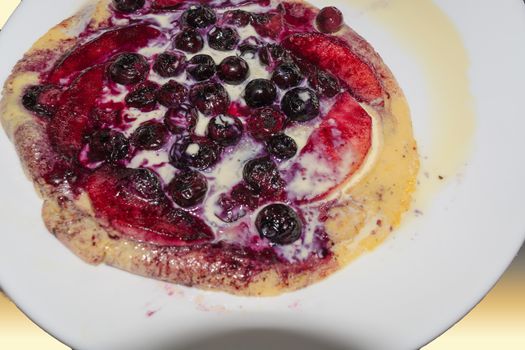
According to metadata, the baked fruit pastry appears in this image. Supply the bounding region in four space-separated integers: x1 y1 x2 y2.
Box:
0 0 419 295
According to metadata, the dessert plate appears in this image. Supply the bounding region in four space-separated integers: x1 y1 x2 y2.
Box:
0 1 524 349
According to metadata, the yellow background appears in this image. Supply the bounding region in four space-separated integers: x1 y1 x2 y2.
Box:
0 1 523 348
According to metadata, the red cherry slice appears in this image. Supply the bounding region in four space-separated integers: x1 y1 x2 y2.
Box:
287 92 372 203
252 12 284 39
282 33 384 104
85 166 214 246
48 24 161 83
151 0 185 9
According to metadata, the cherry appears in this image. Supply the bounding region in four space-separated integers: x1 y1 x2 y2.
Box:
108 53 149 85
281 87 320 122
153 52 186 78
266 134 297 160
164 104 198 134
207 26 240 51
223 10 252 27
125 81 159 109
217 56 250 85
316 7 344 34
271 63 304 90
207 115 244 146
174 27 204 53
247 107 285 141
181 5 217 28
243 157 284 195
189 81 230 116
244 79 277 108
308 69 341 98
186 54 216 81
170 136 221 170
256 204 302 245
167 169 208 208
112 0 145 13
156 80 187 108
22 84 61 117
88 129 129 163
131 121 169 150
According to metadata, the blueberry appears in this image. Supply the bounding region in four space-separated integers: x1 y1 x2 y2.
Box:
112 0 145 13
256 204 302 245
167 169 208 208
174 27 204 53
123 168 164 203
244 79 277 108
243 157 284 195
267 134 298 160
208 26 240 51
88 129 129 163
207 115 244 146
189 81 230 116
170 136 221 170
181 5 217 28
217 56 250 85
281 87 320 122
271 63 304 90
125 81 159 109
22 84 61 117
239 43 259 59
316 7 344 34
164 104 198 134
247 107 285 141
153 52 186 78
131 121 169 150
186 54 216 81
259 44 290 66
223 10 252 27
156 80 187 108
108 53 149 85
308 69 341 97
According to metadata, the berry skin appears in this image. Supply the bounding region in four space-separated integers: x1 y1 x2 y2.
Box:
256 204 303 245
247 107 285 141
125 81 160 110
259 44 290 66
124 168 165 203
88 129 130 163
186 54 216 81
207 26 240 51
217 56 250 85
153 52 186 78
164 104 198 134
243 157 284 195
22 85 61 117
316 7 344 34
189 81 230 116
174 27 204 53
266 134 298 160
131 121 169 150
271 63 304 90
112 0 145 13
170 136 221 170
181 5 217 28
108 53 149 85
156 80 187 108
281 87 320 122
223 10 252 27
207 115 244 146
244 79 277 108
167 169 208 208
308 69 341 98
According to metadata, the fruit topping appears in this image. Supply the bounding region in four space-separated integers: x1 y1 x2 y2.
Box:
316 7 344 34
174 27 204 53
251 12 283 39
22 85 61 117
151 0 185 10
131 121 169 150
255 204 302 245
181 5 217 28
308 69 341 98
243 157 284 196
217 56 250 85
259 44 290 66
164 104 198 134
266 134 297 160
271 62 304 90
108 53 149 85
207 26 240 51
156 80 187 108
186 54 216 81
223 10 252 27
125 81 159 110
244 79 277 108
281 87 319 122
280 1 316 27
167 169 208 207
247 107 285 141
239 43 259 59
170 136 221 170
112 0 145 13
215 183 259 223
153 51 186 78
207 115 244 146
189 81 230 116
88 129 129 163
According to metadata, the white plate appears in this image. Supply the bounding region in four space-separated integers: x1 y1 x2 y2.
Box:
1 1 524 349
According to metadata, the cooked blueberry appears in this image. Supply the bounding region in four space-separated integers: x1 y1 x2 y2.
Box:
181 5 217 28
267 134 297 160
112 0 145 13
223 10 252 27
153 52 186 78
189 81 230 116
164 104 198 134
156 80 187 108
208 26 240 51
244 79 277 108
167 169 208 208
174 27 204 53
186 54 216 81
88 129 129 163
217 56 250 85
256 204 302 245
316 6 344 33
123 168 164 203
22 84 61 117
272 63 304 90
131 122 169 150
215 183 258 223
170 136 221 170
247 107 285 141
108 53 149 85
239 43 259 59
281 87 320 122
259 44 290 66
309 69 341 97
125 81 159 109
207 115 244 146
243 157 284 195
